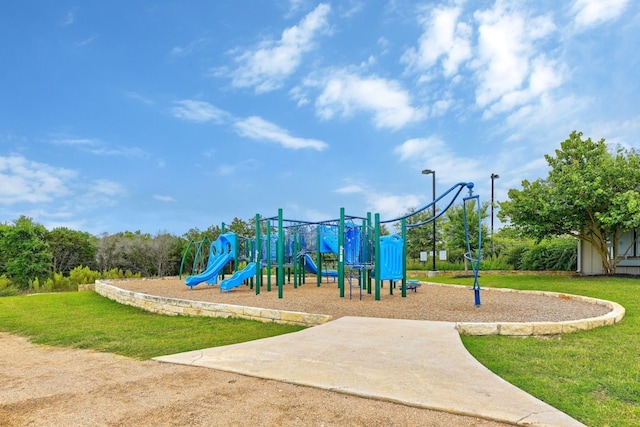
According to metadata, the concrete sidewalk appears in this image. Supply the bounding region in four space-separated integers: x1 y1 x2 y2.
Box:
154 317 585 426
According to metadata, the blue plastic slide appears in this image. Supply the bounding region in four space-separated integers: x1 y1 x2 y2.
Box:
303 254 338 277
185 252 233 288
219 262 257 292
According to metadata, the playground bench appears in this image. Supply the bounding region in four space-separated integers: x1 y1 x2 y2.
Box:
406 280 421 292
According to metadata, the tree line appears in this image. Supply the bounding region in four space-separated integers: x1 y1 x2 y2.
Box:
0 216 253 294
5 130 633 294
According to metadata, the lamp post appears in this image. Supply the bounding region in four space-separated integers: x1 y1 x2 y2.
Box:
490 173 499 258
421 169 436 274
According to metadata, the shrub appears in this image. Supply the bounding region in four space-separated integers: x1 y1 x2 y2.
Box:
69 266 101 286
0 275 19 297
519 238 577 271
101 268 141 280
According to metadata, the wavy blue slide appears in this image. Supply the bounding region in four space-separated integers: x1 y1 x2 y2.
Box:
303 254 338 277
219 262 257 292
185 252 233 288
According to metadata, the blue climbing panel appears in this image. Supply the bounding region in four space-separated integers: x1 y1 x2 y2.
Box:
379 233 403 280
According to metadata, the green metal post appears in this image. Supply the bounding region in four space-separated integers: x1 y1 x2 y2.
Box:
266 220 272 292
316 226 322 286
401 218 407 298
367 212 372 294
255 214 261 295
220 222 226 280
338 208 345 298
374 213 381 301
277 209 284 299
293 228 299 289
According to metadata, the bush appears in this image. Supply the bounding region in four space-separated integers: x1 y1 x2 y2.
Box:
101 268 141 280
69 266 101 286
504 245 531 270
0 275 19 297
519 238 577 271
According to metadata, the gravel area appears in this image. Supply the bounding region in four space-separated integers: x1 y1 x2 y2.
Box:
114 276 611 323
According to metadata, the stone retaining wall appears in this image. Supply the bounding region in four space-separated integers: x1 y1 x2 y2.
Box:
94 280 332 327
452 286 626 336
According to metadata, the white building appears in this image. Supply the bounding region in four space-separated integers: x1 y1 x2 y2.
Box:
578 230 640 275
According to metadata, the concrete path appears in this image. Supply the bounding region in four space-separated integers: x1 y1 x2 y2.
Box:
154 317 585 426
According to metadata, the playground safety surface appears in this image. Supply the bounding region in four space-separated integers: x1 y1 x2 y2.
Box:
156 316 586 426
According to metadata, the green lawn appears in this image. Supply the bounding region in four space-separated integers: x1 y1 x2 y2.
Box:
0 291 303 359
424 274 640 427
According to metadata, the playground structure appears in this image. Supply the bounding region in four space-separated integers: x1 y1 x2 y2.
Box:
181 182 483 304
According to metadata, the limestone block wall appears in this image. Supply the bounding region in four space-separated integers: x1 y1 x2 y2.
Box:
454 288 625 336
94 280 331 327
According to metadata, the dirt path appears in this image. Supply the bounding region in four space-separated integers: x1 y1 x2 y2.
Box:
0 333 510 426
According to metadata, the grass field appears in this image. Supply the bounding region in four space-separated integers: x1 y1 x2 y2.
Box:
0 291 303 359
424 274 639 427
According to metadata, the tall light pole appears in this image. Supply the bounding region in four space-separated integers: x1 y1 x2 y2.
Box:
490 173 499 258
422 169 436 273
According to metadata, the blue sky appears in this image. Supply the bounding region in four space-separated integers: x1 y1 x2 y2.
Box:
1 0 638 236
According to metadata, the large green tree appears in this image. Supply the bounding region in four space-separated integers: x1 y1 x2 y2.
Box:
498 131 640 274
47 227 97 274
0 216 52 289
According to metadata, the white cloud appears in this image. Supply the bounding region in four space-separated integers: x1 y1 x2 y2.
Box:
286 0 305 16
62 11 74 26
302 208 333 223
51 136 146 158
170 38 208 56
473 3 562 118
90 179 125 197
308 70 424 130
224 3 331 93
402 5 472 78
153 195 176 202
394 137 484 184
171 100 229 123
0 155 75 205
75 36 95 48
234 116 328 151
365 192 423 221
74 179 126 211
338 1 364 18
571 0 629 29
126 91 154 105
335 184 365 194
216 158 259 175
334 180 422 221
